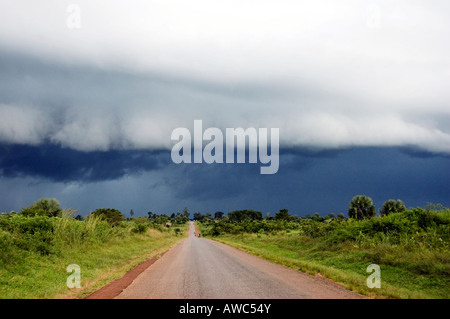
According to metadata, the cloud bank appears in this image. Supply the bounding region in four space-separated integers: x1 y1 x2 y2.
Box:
0 0 449 155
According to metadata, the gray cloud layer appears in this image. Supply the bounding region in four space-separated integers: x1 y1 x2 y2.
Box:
0 1 449 154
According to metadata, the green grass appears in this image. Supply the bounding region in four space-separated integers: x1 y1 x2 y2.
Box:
0 214 187 299
198 216 450 299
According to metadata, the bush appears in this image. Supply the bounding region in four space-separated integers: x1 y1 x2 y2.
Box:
324 208 450 245
90 208 125 226
197 205 450 258
20 198 62 218
0 214 55 255
0 229 27 265
0 212 119 256
300 220 329 238
380 199 406 216
228 210 263 223
16 215 55 234
132 223 148 234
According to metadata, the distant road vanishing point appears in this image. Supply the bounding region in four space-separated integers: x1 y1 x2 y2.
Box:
115 222 364 299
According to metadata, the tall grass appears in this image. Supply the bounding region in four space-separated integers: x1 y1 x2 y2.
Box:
53 212 118 249
0 212 187 298
0 212 116 258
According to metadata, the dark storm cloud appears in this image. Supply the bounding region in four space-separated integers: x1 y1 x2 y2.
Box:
163 148 344 204
161 147 346 202
399 147 450 159
0 48 276 108
163 163 257 201
0 48 187 110
162 147 450 215
0 145 449 216
1 46 450 153
0 143 167 182
0 48 291 151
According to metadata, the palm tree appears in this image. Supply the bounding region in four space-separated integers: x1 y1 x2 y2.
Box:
380 199 406 216
348 195 376 220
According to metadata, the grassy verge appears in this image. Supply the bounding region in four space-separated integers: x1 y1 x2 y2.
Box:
0 214 187 299
197 222 449 299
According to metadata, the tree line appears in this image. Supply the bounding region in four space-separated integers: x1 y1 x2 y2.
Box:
3 194 432 227
192 195 409 223
7 198 191 227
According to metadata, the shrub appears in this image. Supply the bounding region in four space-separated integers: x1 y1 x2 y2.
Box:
20 198 62 218
0 214 55 255
380 199 406 216
275 209 291 221
300 220 329 238
228 210 263 223
132 223 148 234
90 208 125 226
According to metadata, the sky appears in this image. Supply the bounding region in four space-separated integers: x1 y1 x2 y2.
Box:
0 0 449 217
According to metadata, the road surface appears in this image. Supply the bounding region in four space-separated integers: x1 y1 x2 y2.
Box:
115 222 364 299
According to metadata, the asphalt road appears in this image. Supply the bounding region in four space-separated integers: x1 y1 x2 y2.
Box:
115 222 364 299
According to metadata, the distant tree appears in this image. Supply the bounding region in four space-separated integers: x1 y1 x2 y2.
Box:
167 211 189 224
214 211 224 219
424 203 446 211
183 207 190 219
275 208 290 221
314 213 325 222
154 214 170 224
337 213 346 220
90 208 125 226
228 210 262 223
193 212 203 221
348 195 376 220
21 198 63 217
147 211 154 219
130 209 134 218
380 199 406 216
304 213 324 221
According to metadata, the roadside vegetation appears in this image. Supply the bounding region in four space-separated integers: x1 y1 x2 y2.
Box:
0 198 189 298
2 195 448 299
196 196 449 299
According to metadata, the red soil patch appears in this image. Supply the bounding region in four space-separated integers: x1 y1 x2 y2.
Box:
86 251 167 299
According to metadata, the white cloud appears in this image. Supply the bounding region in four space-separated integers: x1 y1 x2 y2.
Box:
50 105 121 151
276 111 450 153
0 0 449 153
0 104 51 145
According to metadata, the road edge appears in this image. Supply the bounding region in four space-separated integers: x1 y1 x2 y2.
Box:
207 237 371 299
86 238 187 299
